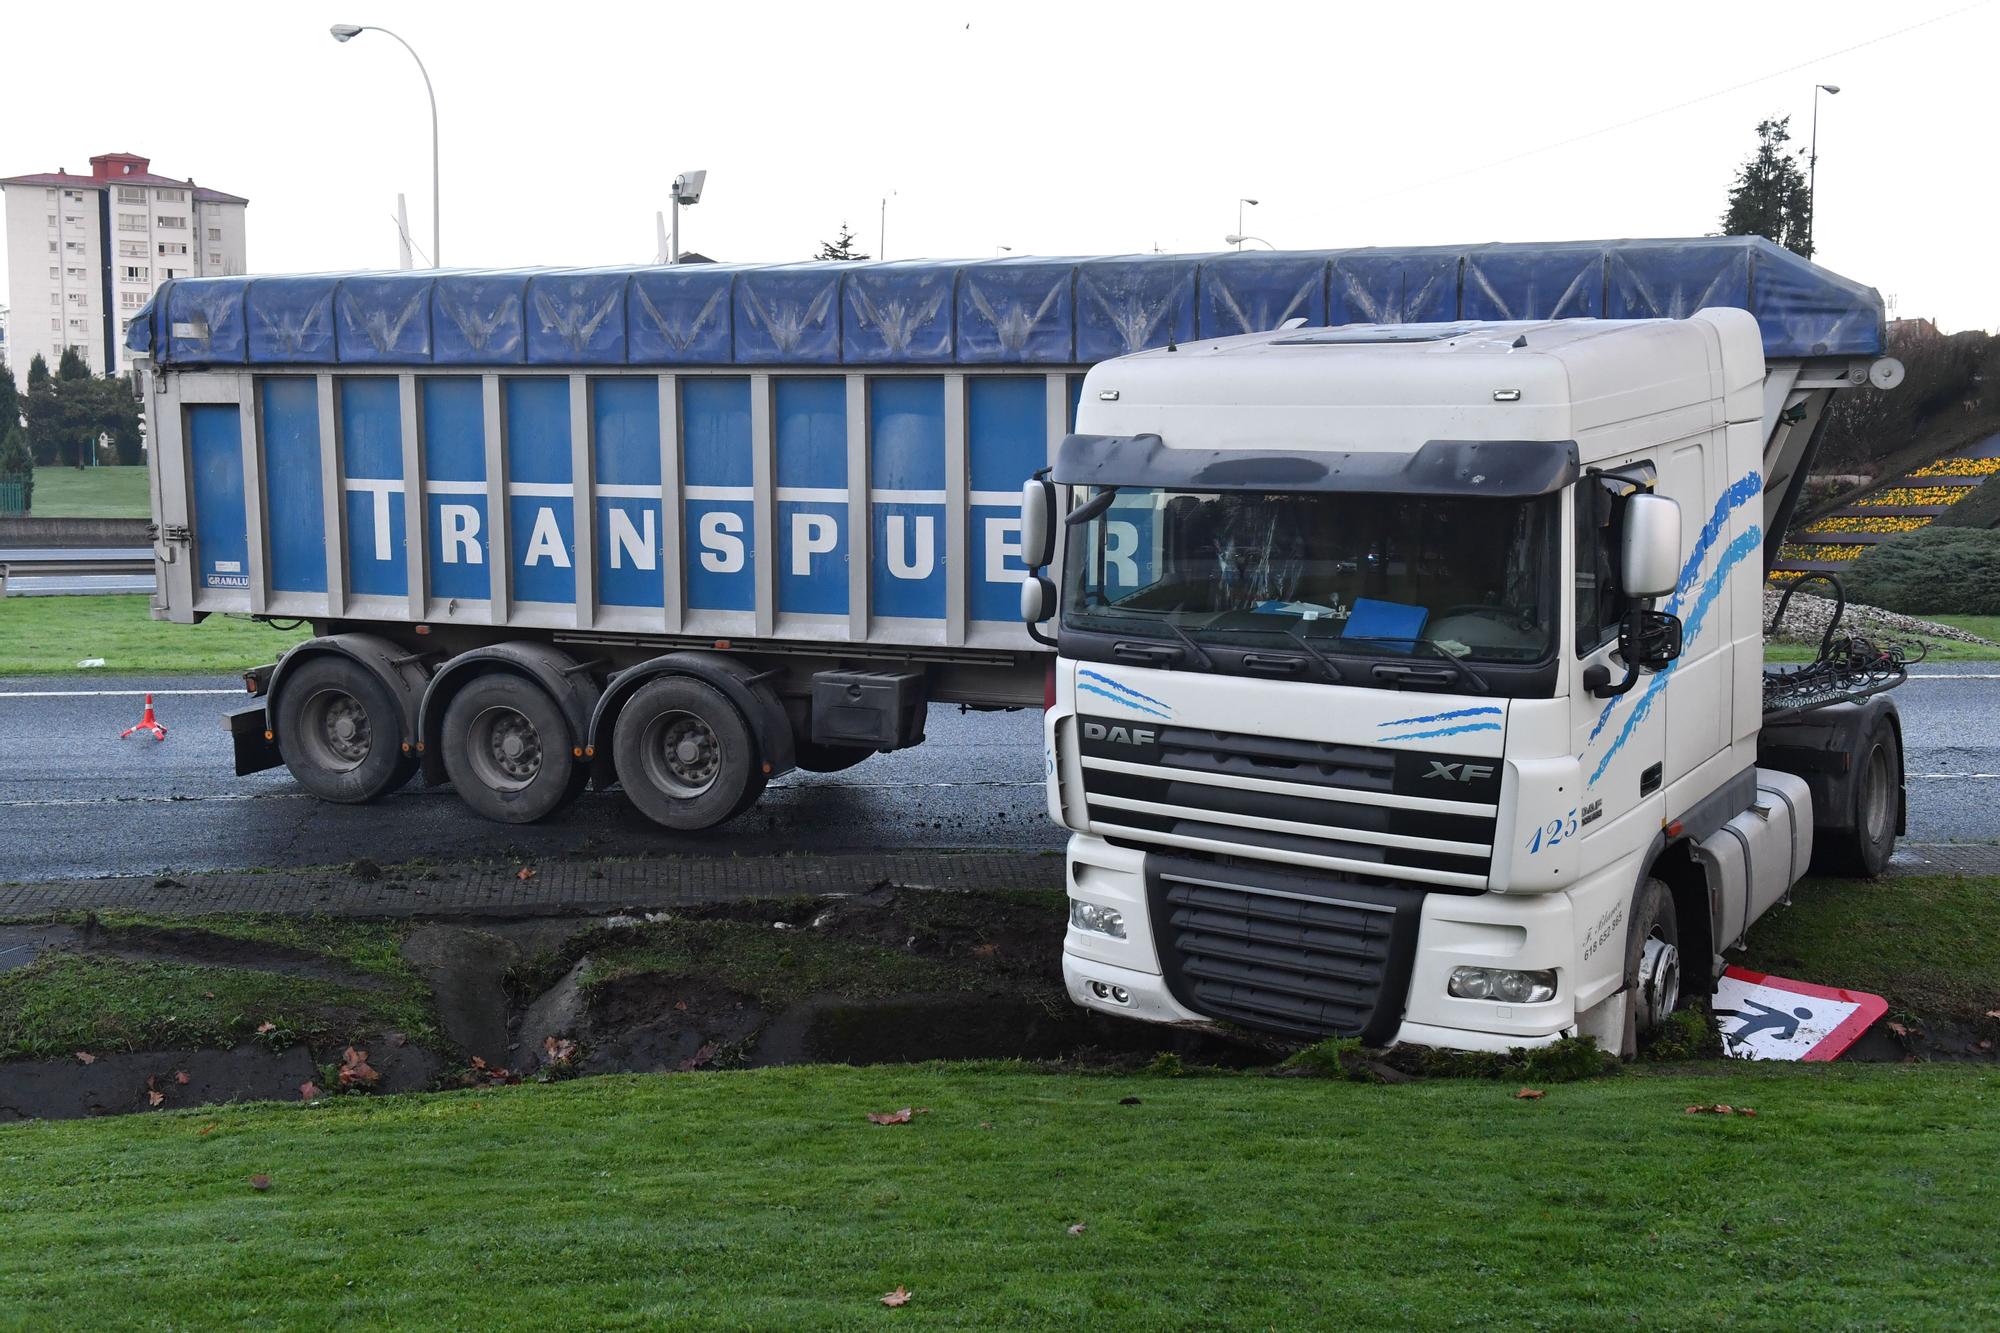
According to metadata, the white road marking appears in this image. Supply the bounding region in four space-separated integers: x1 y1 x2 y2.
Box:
1905 674 2000 680
1912 773 2000 780
0 779 1043 810
0 689 242 699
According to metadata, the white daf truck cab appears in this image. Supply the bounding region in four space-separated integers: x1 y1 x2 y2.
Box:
1020 309 1908 1055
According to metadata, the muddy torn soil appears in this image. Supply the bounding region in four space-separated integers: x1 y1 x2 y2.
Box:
2 885 1989 1122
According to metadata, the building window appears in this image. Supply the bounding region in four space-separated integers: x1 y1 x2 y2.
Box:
48 266 59 280
118 213 147 232
119 240 147 258
49 294 59 306
69 292 88 306
157 215 187 230
155 188 185 203
158 242 188 257
47 214 56 228
50 318 61 331
117 186 145 204
123 265 149 283
65 190 86 203
120 292 146 310
207 227 222 242
65 241 85 254
69 318 89 330
208 253 222 268
67 267 88 282
44 188 55 201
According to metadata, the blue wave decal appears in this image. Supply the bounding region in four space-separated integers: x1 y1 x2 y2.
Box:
1381 706 1502 728
1077 669 1174 717
1587 525 1760 787
1076 681 1171 718
1587 472 1760 744
1380 721 1504 742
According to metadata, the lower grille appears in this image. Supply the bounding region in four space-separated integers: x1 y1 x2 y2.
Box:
1148 860 1422 1044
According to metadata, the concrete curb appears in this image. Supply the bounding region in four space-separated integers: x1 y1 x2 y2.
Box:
0 851 1065 920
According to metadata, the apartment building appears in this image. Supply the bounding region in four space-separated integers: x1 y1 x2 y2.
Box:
1 152 247 375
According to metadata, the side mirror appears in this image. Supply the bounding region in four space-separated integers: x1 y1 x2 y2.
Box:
1620 492 1682 600
1020 573 1057 647
1019 478 1055 570
1021 574 1055 625
1589 609 1684 698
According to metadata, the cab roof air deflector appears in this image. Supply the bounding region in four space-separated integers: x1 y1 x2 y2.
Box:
1053 435 1581 497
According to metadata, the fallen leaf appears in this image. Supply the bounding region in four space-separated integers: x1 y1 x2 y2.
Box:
673 999 689 1012
1067 1222 1087 1236
174 1071 190 1086
338 1047 380 1088
1118 1096 1141 1106
147 1091 164 1108
388 1032 409 1048
1514 1088 1545 1100
256 1022 277 1035
1740 1107 1758 1117
199 1123 218 1137
202 992 216 1000
249 1175 271 1192
1986 1010 2000 1021
73 1051 96 1066
470 1056 489 1072
299 1081 321 1101
970 942 999 957
978 1121 994 1130
543 1036 578 1067
868 1107 916 1125
1886 1021 1910 1039
517 866 537 882
1686 1103 1756 1117
880 1287 911 1308
678 1042 720 1073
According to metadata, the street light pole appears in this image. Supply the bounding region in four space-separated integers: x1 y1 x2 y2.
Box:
1224 234 1275 251
1806 82 1840 261
332 24 441 267
1236 198 1259 251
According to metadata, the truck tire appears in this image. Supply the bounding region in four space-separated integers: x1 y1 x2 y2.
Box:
793 739 873 773
440 673 587 825
275 656 417 804
1626 877 1682 1041
1813 713 1901 879
613 676 762 830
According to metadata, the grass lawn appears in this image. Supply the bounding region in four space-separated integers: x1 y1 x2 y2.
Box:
0 916 438 1060
0 594 309 676
26 465 151 519
1740 876 2000 1030
0 1063 1994 1325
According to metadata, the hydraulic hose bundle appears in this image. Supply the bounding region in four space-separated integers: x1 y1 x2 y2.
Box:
1762 573 1922 722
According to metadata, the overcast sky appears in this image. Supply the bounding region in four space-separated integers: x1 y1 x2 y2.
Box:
6 0 1994 332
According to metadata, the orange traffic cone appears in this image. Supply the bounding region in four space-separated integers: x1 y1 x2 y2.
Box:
120 693 167 742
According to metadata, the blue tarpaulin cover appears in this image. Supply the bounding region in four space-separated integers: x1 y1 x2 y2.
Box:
132 236 1883 368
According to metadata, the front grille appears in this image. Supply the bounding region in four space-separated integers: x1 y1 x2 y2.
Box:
1077 719 1499 891
1148 860 1422 1043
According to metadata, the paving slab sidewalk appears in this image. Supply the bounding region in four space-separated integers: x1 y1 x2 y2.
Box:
0 844 1989 921
0 852 1064 919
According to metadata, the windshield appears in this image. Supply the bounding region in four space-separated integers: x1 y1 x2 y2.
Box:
1061 487 1558 666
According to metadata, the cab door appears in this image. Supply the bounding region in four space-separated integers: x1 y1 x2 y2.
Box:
1570 466 1669 852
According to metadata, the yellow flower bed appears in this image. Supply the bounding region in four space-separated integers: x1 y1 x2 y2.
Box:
1910 456 2000 478
1851 486 1972 507
1776 542 1867 563
1802 514 1933 535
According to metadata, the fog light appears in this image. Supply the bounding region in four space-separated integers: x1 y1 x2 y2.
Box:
1109 986 1130 1004
1448 966 1556 1004
1069 900 1127 939
1088 981 1111 999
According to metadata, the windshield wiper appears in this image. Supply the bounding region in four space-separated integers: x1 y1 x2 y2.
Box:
1158 618 1217 671
1336 636 1493 694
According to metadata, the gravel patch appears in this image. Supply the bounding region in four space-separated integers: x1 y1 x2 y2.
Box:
1762 587 1994 647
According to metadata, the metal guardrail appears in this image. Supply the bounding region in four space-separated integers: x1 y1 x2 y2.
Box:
0 548 154 597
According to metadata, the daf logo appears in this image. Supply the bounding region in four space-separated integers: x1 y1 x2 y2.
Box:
1424 760 1495 783
1083 722 1156 747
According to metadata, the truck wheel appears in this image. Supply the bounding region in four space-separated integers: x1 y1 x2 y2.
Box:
276 656 416 804
1815 714 1901 879
793 738 872 773
1626 877 1681 1040
613 676 761 830
440 673 586 824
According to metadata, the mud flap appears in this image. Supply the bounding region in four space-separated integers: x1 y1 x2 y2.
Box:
224 704 281 775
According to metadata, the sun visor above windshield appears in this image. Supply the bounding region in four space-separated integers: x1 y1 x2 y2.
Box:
1053 435 1580 497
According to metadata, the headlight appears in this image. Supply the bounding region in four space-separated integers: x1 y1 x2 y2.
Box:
1448 966 1556 1004
1069 900 1126 939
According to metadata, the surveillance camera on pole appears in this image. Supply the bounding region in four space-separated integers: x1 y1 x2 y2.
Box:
669 170 707 262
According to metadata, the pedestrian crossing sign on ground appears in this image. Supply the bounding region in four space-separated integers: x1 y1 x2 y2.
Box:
1713 965 1888 1061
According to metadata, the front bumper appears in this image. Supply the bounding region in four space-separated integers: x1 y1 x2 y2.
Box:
1061 832 1582 1052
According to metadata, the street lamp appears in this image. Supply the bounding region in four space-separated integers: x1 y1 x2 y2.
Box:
1224 234 1275 250
669 170 706 262
1236 198 1259 251
331 24 441 267
1806 82 1840 260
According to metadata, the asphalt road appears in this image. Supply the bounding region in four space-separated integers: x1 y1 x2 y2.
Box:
0 667 1994 882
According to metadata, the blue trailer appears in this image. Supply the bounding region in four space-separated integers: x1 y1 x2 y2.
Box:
131 236 1883 830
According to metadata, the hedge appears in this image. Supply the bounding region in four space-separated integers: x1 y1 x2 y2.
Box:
1842 525 2000 615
